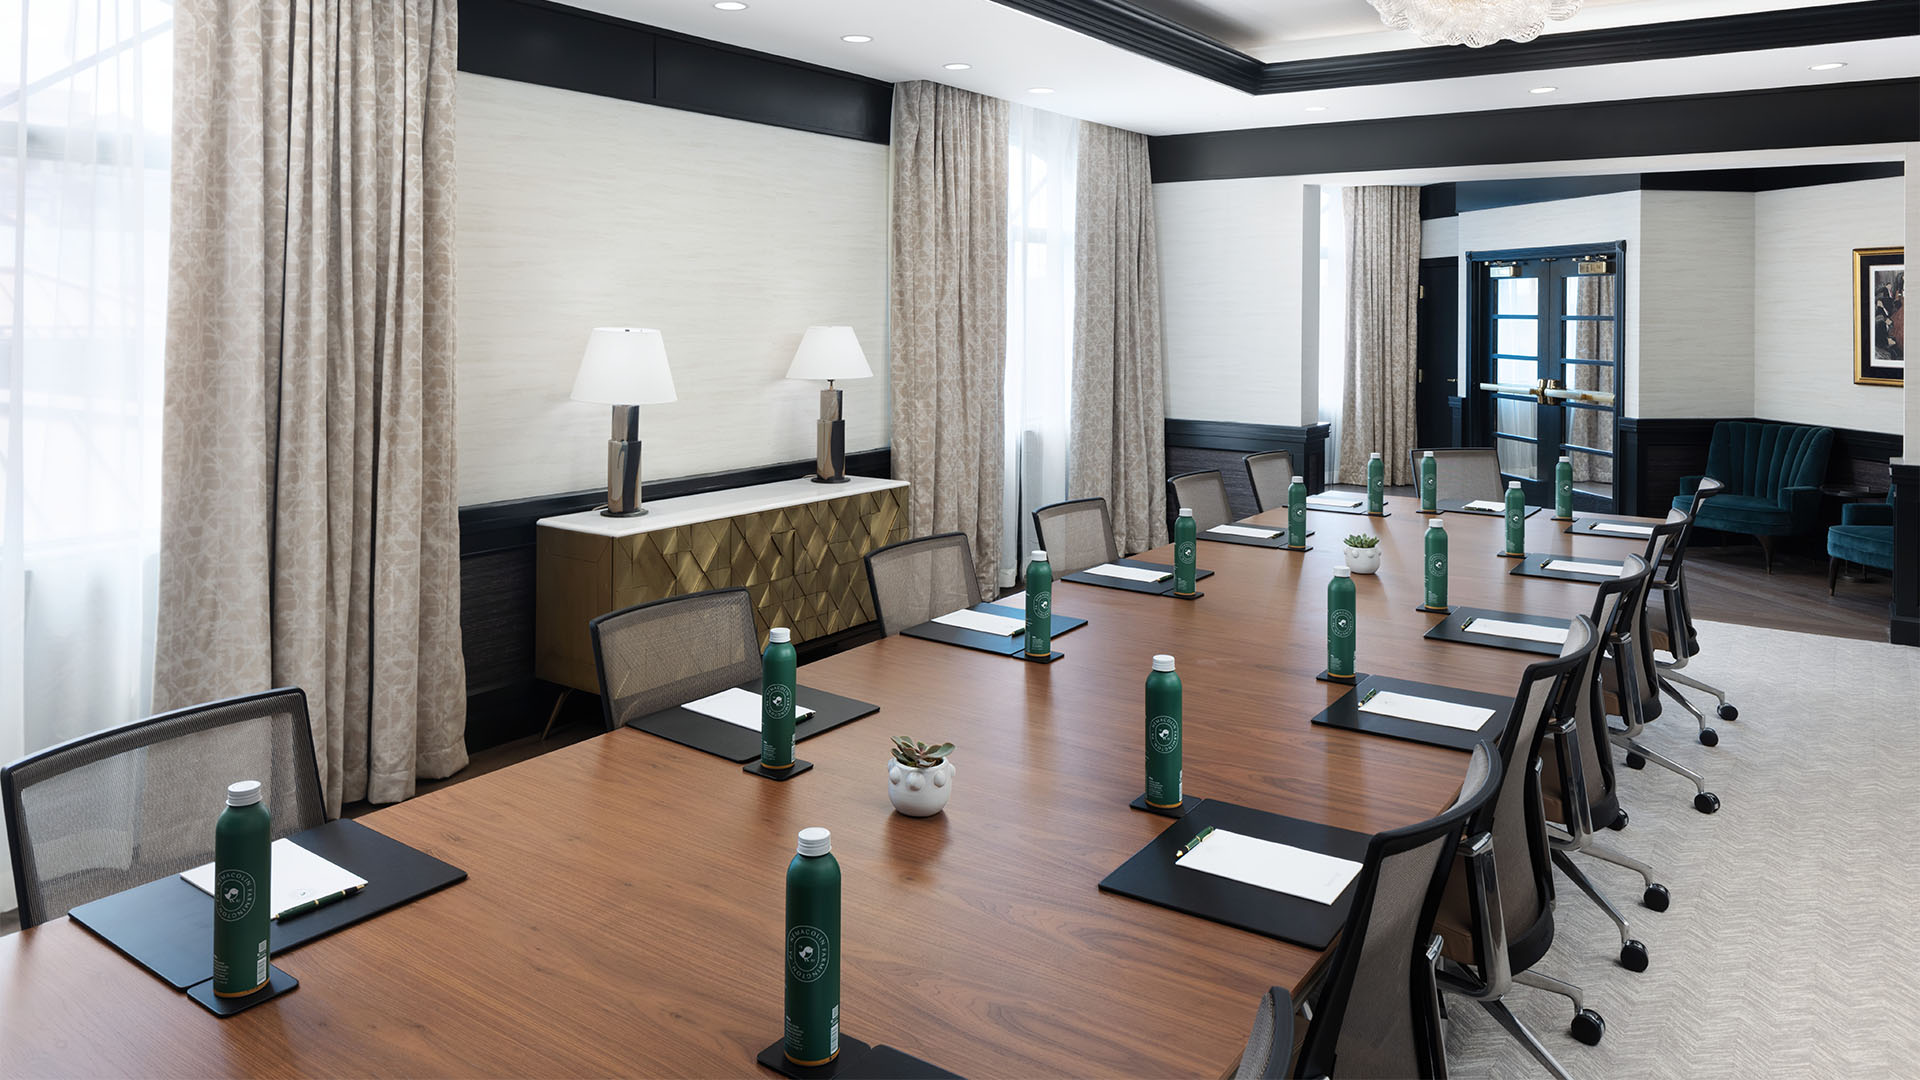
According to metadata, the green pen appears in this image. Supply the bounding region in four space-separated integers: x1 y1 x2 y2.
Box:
1177 825 1217 858
276 885 363 921
1460 617 1477 630
1360 688 1381 707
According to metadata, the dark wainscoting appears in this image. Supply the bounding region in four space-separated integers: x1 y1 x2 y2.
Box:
1892 460 1917 647
1617 416 1904 519
458 448 892 752
1446 397 1465 448
1164 419 1331 520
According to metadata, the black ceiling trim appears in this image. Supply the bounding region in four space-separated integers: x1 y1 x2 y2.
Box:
1149 79 1920 183
1643 161 1907 192
993 0 1916 97
1419 162 1906 218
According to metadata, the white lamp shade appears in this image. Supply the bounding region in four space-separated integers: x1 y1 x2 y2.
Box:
570 327 678 405
784 325 873 382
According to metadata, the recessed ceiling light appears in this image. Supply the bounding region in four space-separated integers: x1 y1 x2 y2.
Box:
841 34 872 43
1809 61 1847 71
1529 86 1558 94
1304 105 1327 112
712 2 747 9
944 63 971 71
1028 87 1054 94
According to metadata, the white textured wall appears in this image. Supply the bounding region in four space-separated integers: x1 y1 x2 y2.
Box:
1753 177 1906 435
454 74 890 505
1638 191 1755 419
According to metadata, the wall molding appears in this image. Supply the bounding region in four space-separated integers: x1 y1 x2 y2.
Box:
1616 416 1903 519
1164 419 1332 513
1421 163 1907 219
1891 460 1917 647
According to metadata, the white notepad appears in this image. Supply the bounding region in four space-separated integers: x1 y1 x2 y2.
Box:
681 686 816 730
1463 618 1570 645
182 839 368 919
1086 563 1172 583
997 592 1026 609
932 608 1026 636
1543 559 1625 577
1462 499 1507 512
1590 521 1653 537
1176 829 1363 906
1306 494 1364 508
1208 524 1282 539
1360 690 1496 732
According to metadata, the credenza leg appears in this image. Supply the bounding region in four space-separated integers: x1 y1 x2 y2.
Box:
541 688 573 741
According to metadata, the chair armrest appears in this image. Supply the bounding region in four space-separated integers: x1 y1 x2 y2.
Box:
1436 832 1511 1002
1781 485 1823 525
1232 987 1296 1080
1842 502 1895 526
1677 475 1704 496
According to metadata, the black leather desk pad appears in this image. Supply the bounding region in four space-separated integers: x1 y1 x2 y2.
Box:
628 678 880 763
1509 554 1624 584
1061 559 1214 595
901 603 1087 657
69 818 466 990
1198 525 1310 548
1422 607 1570 656
1311 674 1512 752
1564 518 1656 540
1099 799 1370 950
1439 500 1541 519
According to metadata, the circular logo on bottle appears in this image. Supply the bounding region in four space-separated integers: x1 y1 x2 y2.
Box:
787 925 831 983
1430 555 1447 575
1559 480 1571 495
765 684 794 716
1424 474 1435 489
1179 543 1194 562
1034 592 1051 615
1332 609 1355 638
215 869 257 922
1148 715 1180 754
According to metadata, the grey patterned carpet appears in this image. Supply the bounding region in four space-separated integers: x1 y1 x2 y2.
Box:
1441 620 1920 1079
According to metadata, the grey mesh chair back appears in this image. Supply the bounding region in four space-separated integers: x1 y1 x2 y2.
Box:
1244 451 1295 513
863 532 982 638
1032 498 1120 576
1611 514 1681 726
1167 470 1234 533
1408 448 1504 504
1545 556 1647 831
588 588 761 732
1659 476 1723 658
1 688 327 928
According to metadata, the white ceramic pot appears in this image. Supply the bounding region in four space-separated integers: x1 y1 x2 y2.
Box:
887 759 954 817
1344 545 1382 575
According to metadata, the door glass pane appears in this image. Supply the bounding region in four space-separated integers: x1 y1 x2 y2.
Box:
1567 448 1613 495
1496 396 1536 439
1496 356 1537 386
1563 320 1614 361
1562 360 1614 397
1496 277 1539 315
1563 405 1613 452
1496 317 1537 357
1496 437 1538 479
1565 275 1614 316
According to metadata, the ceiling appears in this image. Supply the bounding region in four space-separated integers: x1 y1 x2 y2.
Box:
554 0 1920 138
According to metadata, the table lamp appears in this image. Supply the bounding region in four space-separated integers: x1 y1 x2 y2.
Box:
571 327 677 516
785 325 872 484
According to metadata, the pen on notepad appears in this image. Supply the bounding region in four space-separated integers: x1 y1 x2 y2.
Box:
1460 616 1477 630
277 885 363 922
1176 826 1217 858
1359 688 1380 707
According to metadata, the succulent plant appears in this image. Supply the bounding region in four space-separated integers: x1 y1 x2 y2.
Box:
891 736 954 769
1343 533 1380 549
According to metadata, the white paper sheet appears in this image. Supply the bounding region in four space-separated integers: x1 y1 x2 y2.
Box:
932 608 1026 636
1462 499 1506 512
1359 690 1495 732
1306 494 1364 508
1086 563 1172 583
996 592 1026 609
1175 829 1363 906
182 838 368 919
681 686 816 730
1208 524 1282 539
1462 618 1570 645
1590 521 1653 537
1543 559 1625 577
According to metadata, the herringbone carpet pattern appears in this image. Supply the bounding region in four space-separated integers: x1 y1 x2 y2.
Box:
1442 620 1920 1078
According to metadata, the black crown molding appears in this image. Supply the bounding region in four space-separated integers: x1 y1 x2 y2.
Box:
1419 162 1907 219
993 0 1917 96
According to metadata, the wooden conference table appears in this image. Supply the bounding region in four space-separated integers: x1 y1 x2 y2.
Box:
0 495 1655 1078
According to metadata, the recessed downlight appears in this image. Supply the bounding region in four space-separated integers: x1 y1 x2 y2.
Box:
713 2 747 9
1529 86 1558 94
1809 61 1847 71
1028 86 1055 94
841 34 872 43
944 63 972 71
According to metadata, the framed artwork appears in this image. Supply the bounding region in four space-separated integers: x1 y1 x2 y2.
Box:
1853 246 1904 386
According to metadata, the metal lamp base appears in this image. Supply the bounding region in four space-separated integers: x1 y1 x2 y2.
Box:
603 405 647 516
601 506 649 517
813 388 849 483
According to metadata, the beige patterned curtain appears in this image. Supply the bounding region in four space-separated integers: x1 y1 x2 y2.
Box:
154 0 466 815
1070 122 1167 554
890 82 1009 596
1338 187 1422 485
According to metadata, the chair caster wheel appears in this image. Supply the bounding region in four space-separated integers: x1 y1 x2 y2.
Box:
1643 883 1670 912
1699 728 1719 747
1620 940 1649 972
1572 1009 1605 1046
1607 810 1628 831
1718 703 1738 721
1625 752 1646 770
1695 792 1721 814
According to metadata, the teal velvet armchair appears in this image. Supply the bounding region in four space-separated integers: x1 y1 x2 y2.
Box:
1671 421 1832 573
1827 495 1894 594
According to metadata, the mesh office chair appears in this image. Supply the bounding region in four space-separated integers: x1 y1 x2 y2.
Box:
1648 477 1741 744
1407 449 1505 504
588 588 761 732
1167 470 1234 533
1437 615 1607 1080
2 688 328 929
1244 451 1296 514
1540 556 1671 975
1233 742 1502 1079
1032 498 1120 577
864 532 982 638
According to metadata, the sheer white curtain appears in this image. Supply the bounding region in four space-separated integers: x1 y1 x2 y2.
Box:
1 0 172 914
1000 105 1077 586
1317 186 1347 482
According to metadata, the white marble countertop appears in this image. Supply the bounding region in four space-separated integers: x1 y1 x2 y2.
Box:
538 475 908 537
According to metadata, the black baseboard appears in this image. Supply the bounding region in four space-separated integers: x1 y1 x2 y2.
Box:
1892 461 1918 648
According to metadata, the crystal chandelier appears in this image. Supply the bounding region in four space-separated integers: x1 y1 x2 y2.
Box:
1367 0 1584 48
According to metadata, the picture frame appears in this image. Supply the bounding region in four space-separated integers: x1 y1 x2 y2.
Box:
1853 246 1904 387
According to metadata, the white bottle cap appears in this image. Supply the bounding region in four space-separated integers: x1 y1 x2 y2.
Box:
1428 518 1444 529
796 827 832 856
1031 549 1047 561
1178 507 1193 518
1333 566 1351 577
1370 452 1381 459
769 628 791 644
1508 480 1522 489
1559 455 1571 463
1292 476 1305 485
227 780 262 807
1423 450 1435 457
1151 654 1175 672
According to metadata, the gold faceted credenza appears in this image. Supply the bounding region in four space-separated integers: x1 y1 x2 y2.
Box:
534 476 909 694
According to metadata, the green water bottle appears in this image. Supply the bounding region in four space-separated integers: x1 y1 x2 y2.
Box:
1328 567 1357 680
213 780 271 998
1173 508 1197 595
1425 519 1449 611
1025 550 1052 657
762 628 798 770
1287 475 1307 548
1420 451 1438 513
1555 455 1574 519
785 827 841 1067
1367 452 1384 515
1145 655 1182 808
1504 480 1526 556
